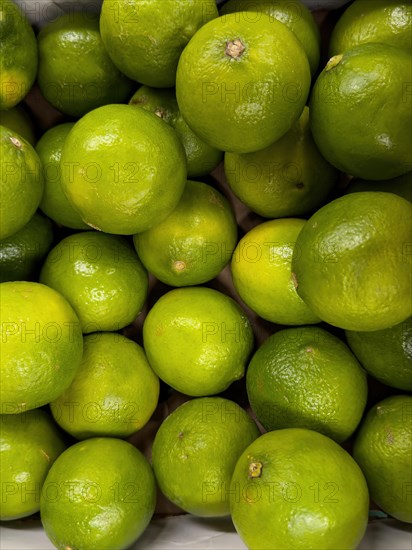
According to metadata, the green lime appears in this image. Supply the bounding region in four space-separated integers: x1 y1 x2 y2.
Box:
230 428 369 549
345 318 412 391
329 0 412 56
60 104 187 235
0 104 36 145
0 282 83 413
291 192 412 331
0 409 66 520
36 123 89 230
152 397 260 516
353 395 412 523
220 0 321 74
231 219 321 325
40 437 156 549
133 180 237 287
37 12 133 117
0 0 37 109
246 327 367 442
51 333 159 439
40 231 148 334
0 125 44 240
143 287 254 396
100 0 219 87
224 107 338 218
346 172 412 203
129 86 223 177
176 13 311 153
0 212 54 283
310 43 412 180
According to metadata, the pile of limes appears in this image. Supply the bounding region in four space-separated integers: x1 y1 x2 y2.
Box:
1 0 411 548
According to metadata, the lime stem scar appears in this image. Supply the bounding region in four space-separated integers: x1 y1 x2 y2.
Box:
225 38 245 59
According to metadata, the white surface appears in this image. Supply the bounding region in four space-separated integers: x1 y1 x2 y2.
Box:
1 515 412 550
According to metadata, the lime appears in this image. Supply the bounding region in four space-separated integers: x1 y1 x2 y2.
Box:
0 212 53 283
40 438 156 549
40 231 148 334
353 395 412 523
0 104 36 145
37 12 133 117
291 192 412 331
100 0 219 87
51 333 159 439
310 43 412 180
0 125 44 240
129 86 223 177
36 123 89 230
143 287 254 396
345 318 412 391
176 13 311 153
0 409 66 520
231 219 321 325
0 0 37 109
346 172 412 203
133 180 238 287
220 0 321 74
224 107 338 218
246 327 367 442
152 397 260 516
60 104 187 235
230 428 369 549
329 0 412 56
0 282 83 413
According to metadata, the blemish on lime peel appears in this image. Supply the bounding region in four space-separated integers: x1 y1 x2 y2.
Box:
248 461 262 478
10 136 22 148
173 260 186 271
225 38 245 59
326 54 343 71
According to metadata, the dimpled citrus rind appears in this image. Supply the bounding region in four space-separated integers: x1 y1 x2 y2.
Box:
292 192 412 331
230 428 369 549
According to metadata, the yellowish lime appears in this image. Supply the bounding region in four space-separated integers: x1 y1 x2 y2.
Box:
231 219 321 325
143 287 254 396
51 333 159 439
0 281 83 413
0 409 66 520
133 180 237 287
60 104 187 235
